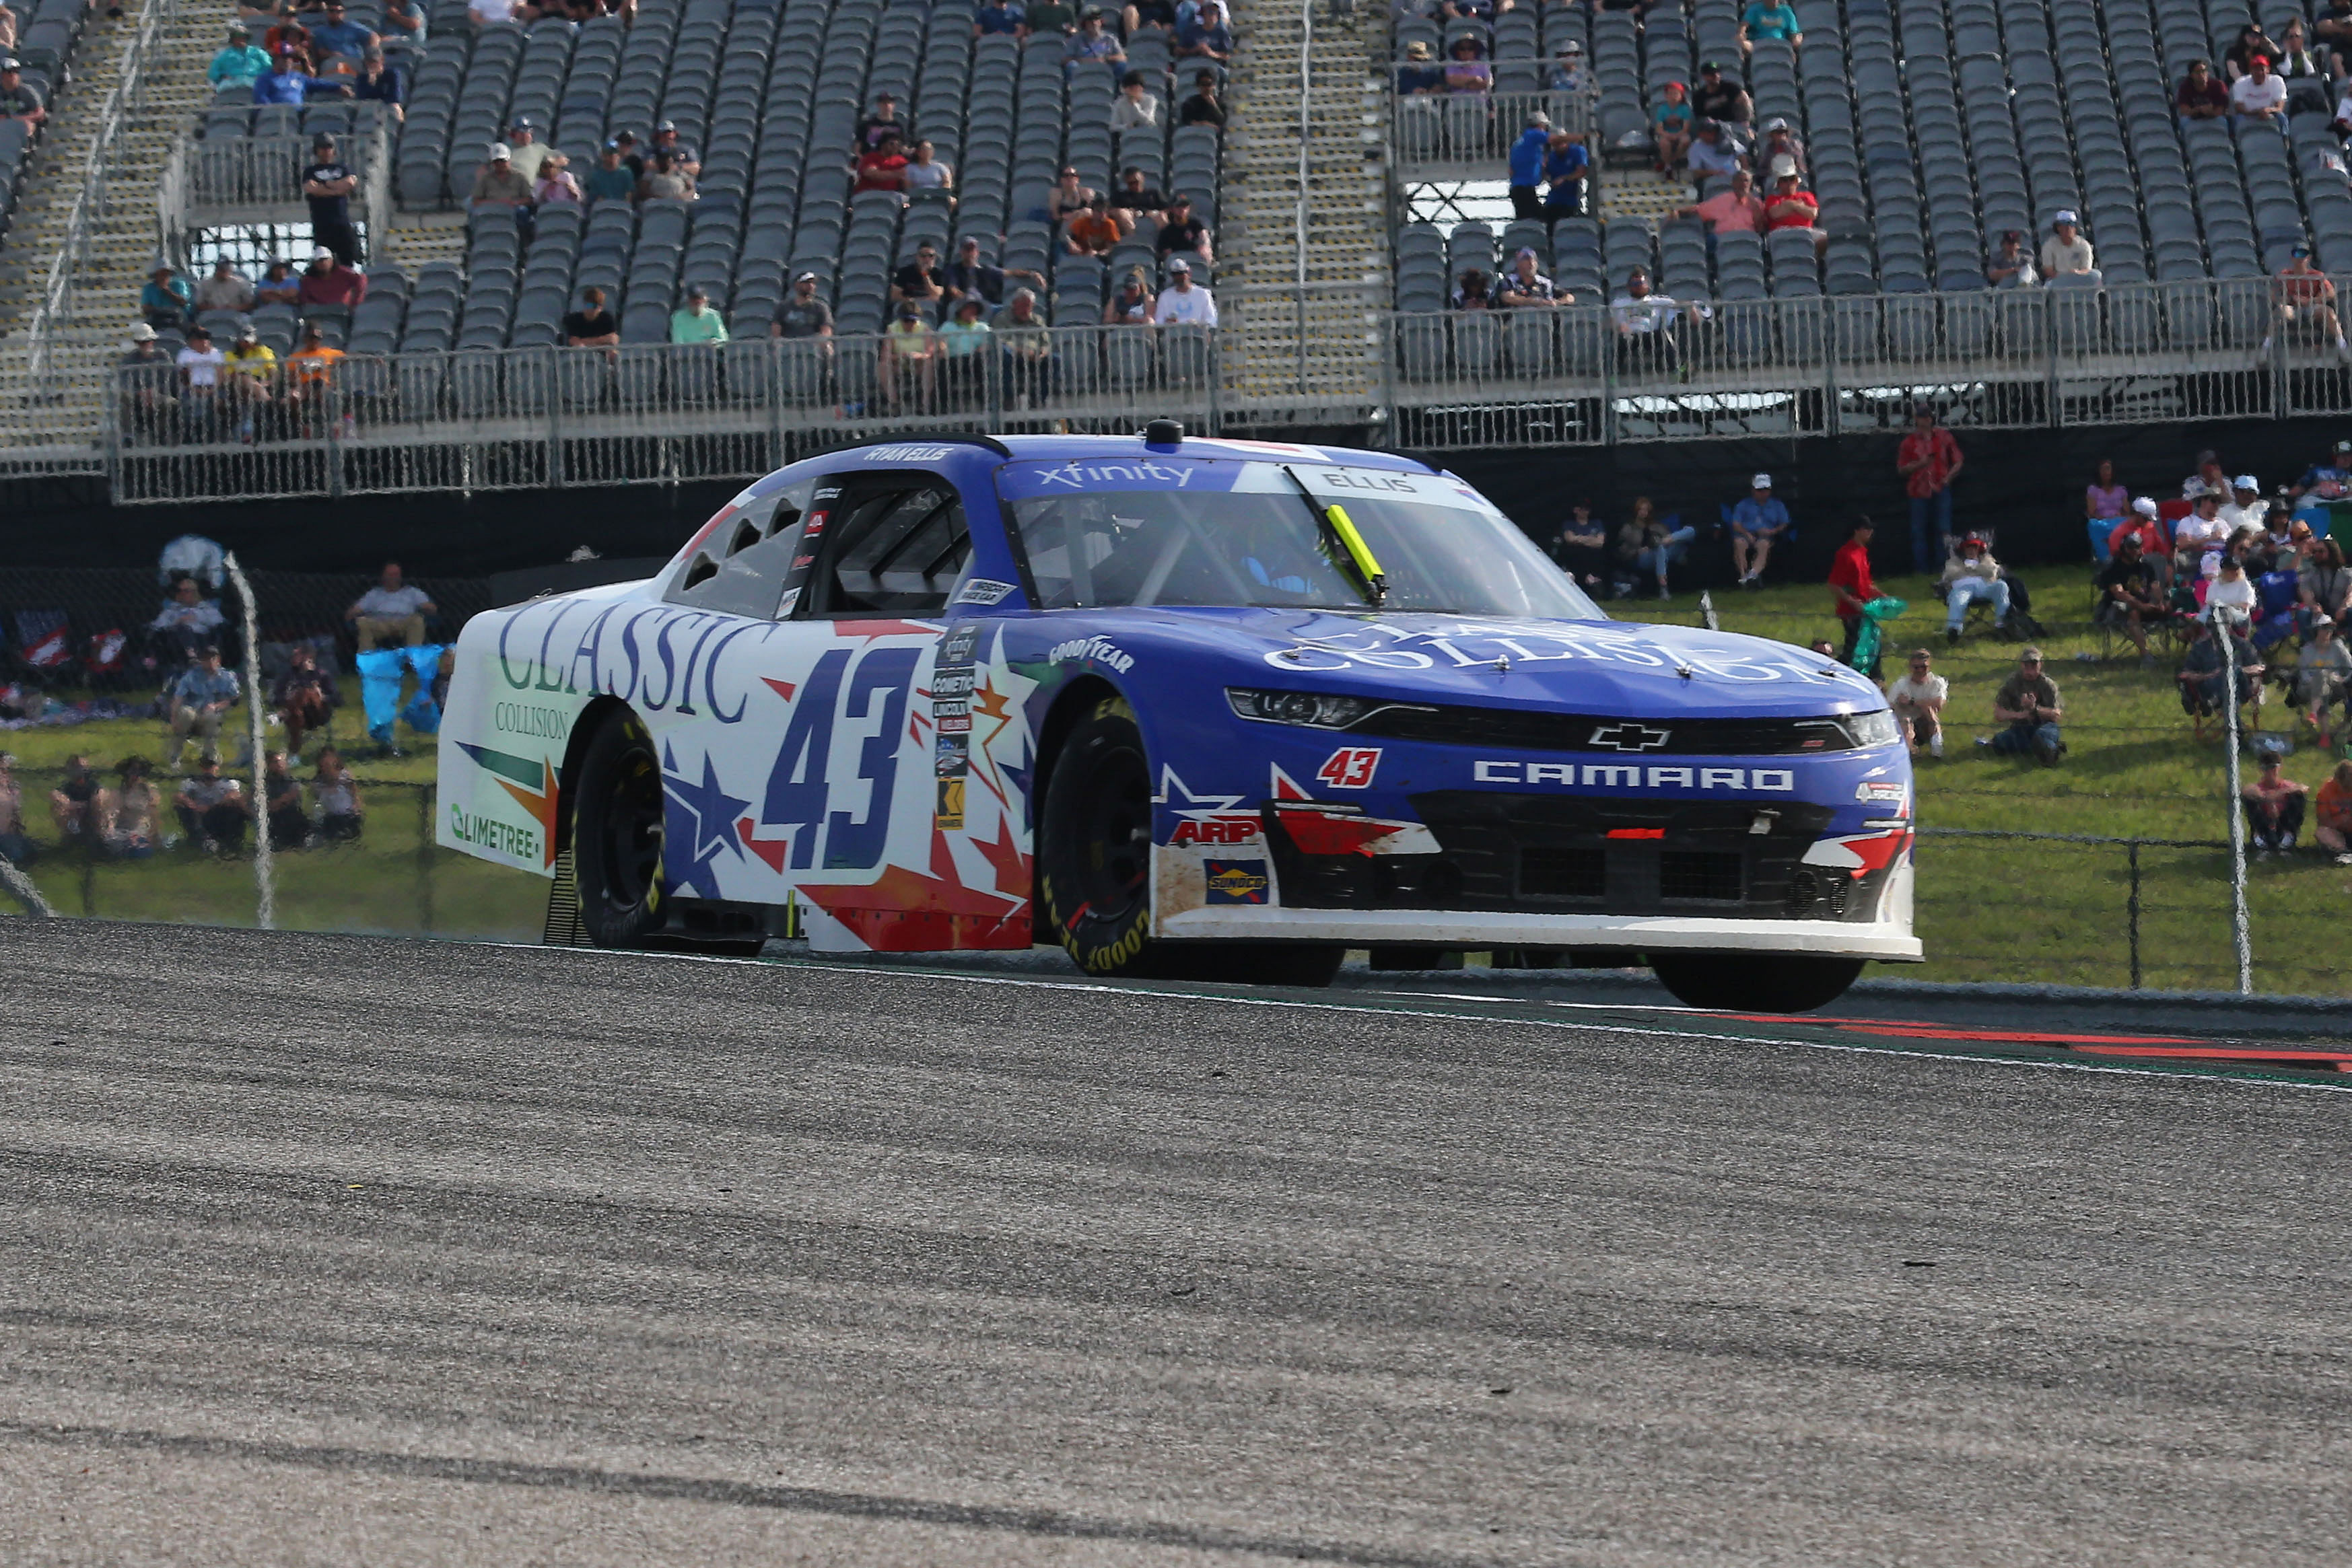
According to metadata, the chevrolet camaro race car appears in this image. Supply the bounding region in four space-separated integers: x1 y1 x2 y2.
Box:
437 427 1919 1011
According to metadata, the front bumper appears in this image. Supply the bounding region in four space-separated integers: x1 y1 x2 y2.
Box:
1155 902 1923 960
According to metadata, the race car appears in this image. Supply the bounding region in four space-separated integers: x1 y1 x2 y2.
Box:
437 425 1918 1011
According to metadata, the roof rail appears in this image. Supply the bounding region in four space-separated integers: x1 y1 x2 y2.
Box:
854 431 1014 458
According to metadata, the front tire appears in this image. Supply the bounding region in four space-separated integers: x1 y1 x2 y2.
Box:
572 707 668 949
1649 952 1864 1013
1038 695 1340 988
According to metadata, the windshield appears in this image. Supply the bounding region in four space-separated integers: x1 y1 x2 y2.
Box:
999 458 1605 618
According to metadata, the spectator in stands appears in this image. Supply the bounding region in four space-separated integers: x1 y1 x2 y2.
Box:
2207 554 2260 620
1113 71 1162 133
1982 647 2064 763
193 258 255 314
2184 448 2232 501
2242 752 2307 853
1739 0 1800 52
349 563 435 651
905 141 953 206
297 246 365 308
1179 69 1226 127
2179 616 2264 741
1986 229 2037 288
141 264 193 330
1552 501 1607 588
534 153 582 205
381 0 425 39
1762 158 1826 257
174 756 250 854
1898 402 1964 571
2176 57 2228 124
2230 53 2288 133
1451 267 1493 310
209 24 272 90
2302 536 2352 625
2274 20 2326 105
0 9 13 55
1495 247 1560 308
611 130 646 180
1542 130 1589 223
176 326 226 423
977 0 1027 36
2175 488 2229 579
222 326 277 437
1548 39 1587 93
252 48 326 107
1757 116 1804 174
255 259 300 307
1048 166 1097 227
584 142 634 203
2040 211 2095 279
303 134 361 265
150 577 228 666
1444 35 1492 94
1610 267 1696 371
891 244 945 309
1176 0 1233 61
2320 0 2352 76
283 324 341 429
0 57 42 129
1127 0 1177 30
1154 257 1218 325
1650 81 1693 174
648 121 700 180
2220 473 2270 539
2096 534 2166 662
2318 759 2352 861
347 47 400 124
1686 119 1741 182
1027 0 1078 33
1397 40 1443 94
564 285 619 347
639 150 695 202
879 302 940 408
314 748 362 842
1065 9 1127 74
166 647 240 767
471 143 534 209
1693 61 1750 126
2225 21 2285 82
1675 166 1762 236
265 4 313 71
771 272 833 341
469 0 518 24
2267 245 2348 359
939 297 992 396
1105 266 1155 325
998 289 1053 404
852 131 908 198
1939 533 2010 641
2295 613 2352 737
668 286 728 345
1828 515 1879 672
49 755 100 849
1507 112 1551 221
1065 193 1130 255
306 0 375 65
946 237 1045 309
1728 472 1788 585
2289 438 2352 526
1886 647 1947 758
1156 193 1212 264
118 324 177 437
502 120 551 183
2086 458 2129 550
1110 167 1169 225
0 755 28 870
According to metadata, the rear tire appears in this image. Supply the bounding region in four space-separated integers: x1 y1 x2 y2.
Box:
1038 695 1340 988
1649 952 1864 1013
572 707 668 949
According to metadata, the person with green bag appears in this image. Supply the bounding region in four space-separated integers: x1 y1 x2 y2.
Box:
1828 515 1905 678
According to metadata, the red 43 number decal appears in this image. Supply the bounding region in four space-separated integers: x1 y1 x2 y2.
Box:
1316 746 1381 789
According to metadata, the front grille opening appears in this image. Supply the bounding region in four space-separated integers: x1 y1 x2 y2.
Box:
1519 846 1607 898
1659 850 1745 902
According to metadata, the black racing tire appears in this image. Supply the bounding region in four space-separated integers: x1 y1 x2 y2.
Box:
1038 694 1340 989
571 707 668 949
1649 952 1865 1013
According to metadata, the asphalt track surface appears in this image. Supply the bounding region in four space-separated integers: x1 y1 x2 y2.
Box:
3 921 2349 1565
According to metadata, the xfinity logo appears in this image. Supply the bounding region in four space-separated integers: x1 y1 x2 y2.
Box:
1587 722 1671 752
1476 760 1796 791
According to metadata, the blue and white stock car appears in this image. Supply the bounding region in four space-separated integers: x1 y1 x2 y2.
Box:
438 425 1919 1011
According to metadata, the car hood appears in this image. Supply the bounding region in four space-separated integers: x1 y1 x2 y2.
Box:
1081 607 1888 717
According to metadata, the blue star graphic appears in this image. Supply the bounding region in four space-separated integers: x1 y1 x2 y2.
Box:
1000 737 1034 808
662 744 750 898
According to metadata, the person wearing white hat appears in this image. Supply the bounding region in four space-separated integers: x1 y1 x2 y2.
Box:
2040 211 2096 279
1152 256 1217 325
2106 493 2175 589
2220 473 2271 536
116 322 177 437
1548 39 1587 94
470 141 532 207
1762 155 1826 258
1728 471 1790 586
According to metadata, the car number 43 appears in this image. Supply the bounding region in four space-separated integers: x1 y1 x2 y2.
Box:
1317 746 1381 789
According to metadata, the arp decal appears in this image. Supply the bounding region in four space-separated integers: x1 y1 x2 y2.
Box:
1203 859 1270 904
1315 746 1381 789
1156 765 1261 847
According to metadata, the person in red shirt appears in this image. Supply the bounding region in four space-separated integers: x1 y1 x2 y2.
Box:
854 130 909 195
1828 515 1881 676
1896 402 1964 571
294 247 366 307
1762 157 1824 257
2106 495 2174 589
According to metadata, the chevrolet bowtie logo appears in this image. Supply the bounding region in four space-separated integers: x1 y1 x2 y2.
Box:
1587 723 1673 752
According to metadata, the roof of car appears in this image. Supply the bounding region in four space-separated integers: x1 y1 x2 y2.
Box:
988 434 1439 472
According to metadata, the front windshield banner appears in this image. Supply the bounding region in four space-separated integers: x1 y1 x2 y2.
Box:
998 458 1603 620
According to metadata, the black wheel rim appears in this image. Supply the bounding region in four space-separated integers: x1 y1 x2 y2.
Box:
1072 739 1152 922
602 742 664 911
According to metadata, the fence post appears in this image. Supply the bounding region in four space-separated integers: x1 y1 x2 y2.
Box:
222 550 276 930
2217 607 2253 993
2126 839 2141 990
418 781 436 933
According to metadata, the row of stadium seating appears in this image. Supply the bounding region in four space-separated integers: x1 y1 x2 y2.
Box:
0 0 98 251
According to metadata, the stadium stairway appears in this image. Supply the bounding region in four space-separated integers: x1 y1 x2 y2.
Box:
1222 0 1385 420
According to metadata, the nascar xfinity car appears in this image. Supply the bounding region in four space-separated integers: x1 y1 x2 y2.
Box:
438 426 1918 1011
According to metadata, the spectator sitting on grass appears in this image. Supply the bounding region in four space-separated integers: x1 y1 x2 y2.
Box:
349 562 434 651
2183 447 2232 501
2316 758 2352 863
2302 537 2352 631
2242 752 2307 854
271 643 339 756
264 750 308 850
2178 616 2265 740
2096 533 2167 662
314 747 363 841
1984 647 2065 764
105 757 160 858
50 754 102 848
1552 501 1607 589
2207 555 2260 618
2219 473 2271 536
2174 488 2229 578
1939 533 2011 642
2290 438 2352 526
174 756 250 855
167 647 240 767
2294 612 2352 741
150 576 227 666
2108 497 2174 588
1886 647 1947 759
1728 471 1788 585
2086 458 2130 550
0 753 30 867
1626 496 1694 602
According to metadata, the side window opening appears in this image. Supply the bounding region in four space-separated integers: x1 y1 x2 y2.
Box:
805 485 971 616
664 483 815 618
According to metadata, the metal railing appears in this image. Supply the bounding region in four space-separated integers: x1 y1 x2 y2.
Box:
1390 85 1597 172
180 120 392 215
104 322 1225 502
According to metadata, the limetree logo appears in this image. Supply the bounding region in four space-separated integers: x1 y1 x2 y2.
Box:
456 742 561 867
